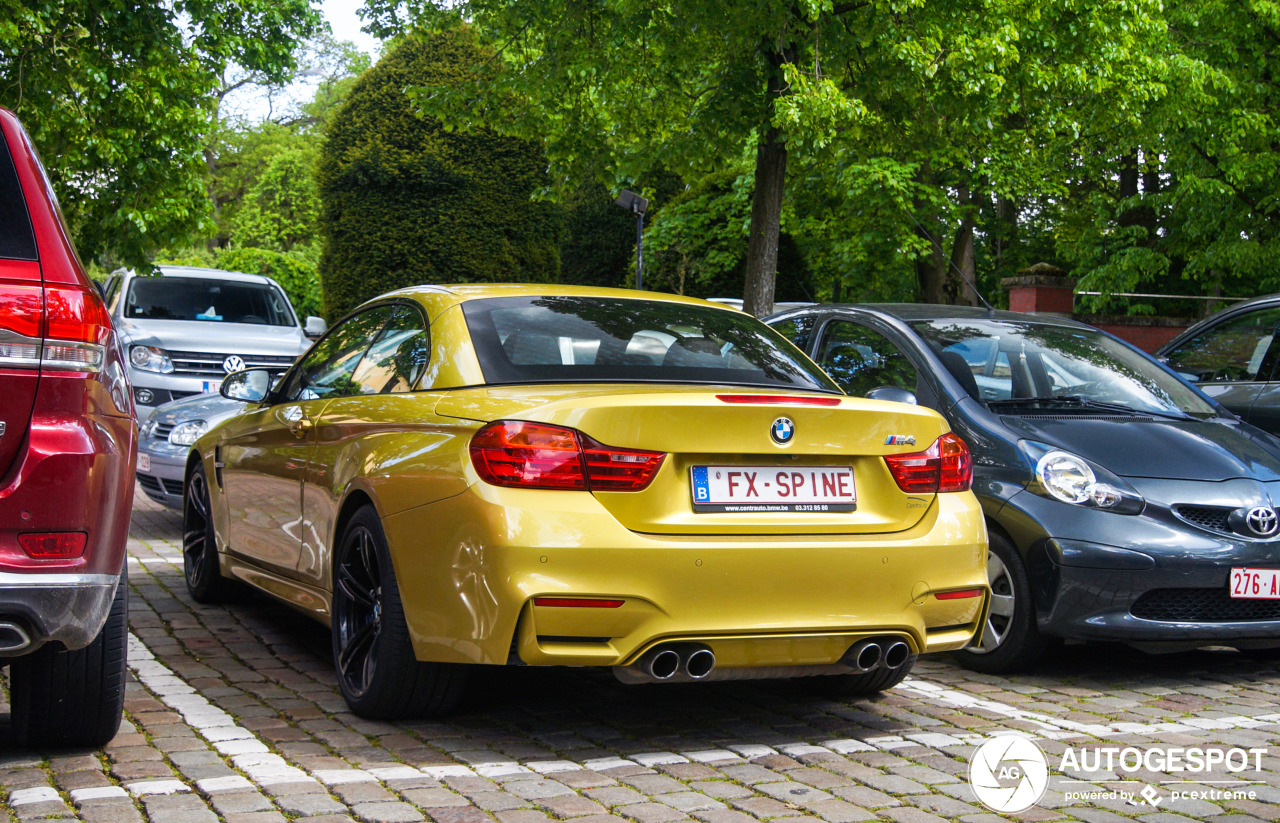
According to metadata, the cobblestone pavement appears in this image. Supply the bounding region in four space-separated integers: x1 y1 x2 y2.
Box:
3 489 1280 823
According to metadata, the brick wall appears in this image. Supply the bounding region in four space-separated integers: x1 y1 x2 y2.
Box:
1078 318 1189 353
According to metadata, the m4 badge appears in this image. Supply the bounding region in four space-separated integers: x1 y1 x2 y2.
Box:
885 434 915 446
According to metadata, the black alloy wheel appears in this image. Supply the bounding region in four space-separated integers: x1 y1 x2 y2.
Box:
331 506 468 719
183 463 226 603
333 519 383 700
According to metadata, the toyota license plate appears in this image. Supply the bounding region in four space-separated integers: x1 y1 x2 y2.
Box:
1230 568 1280 599
691 466 856 513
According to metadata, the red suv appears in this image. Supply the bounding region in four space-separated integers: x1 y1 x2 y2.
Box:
0 108 135 747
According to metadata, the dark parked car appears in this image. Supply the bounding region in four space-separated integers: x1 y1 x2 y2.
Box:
769 303 1280 672
0 108 135 745
1158 294 1280 436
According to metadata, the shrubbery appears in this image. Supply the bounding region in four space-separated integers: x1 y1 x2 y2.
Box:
316 28 562 318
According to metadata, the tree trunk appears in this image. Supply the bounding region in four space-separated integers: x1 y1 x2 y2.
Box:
948 187 979 306
742 51 789 318
915 217 947 304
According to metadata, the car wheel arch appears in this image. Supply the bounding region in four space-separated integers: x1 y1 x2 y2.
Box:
332 488 380 567
985 515 1060 621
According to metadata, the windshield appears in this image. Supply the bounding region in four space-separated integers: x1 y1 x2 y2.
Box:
124 277 296 326
910 319 1217 418
463 296 840 393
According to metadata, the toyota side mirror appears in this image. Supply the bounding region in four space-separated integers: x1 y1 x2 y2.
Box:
221 369 272 403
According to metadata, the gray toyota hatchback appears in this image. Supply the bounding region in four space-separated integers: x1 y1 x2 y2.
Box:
771 304 1280 672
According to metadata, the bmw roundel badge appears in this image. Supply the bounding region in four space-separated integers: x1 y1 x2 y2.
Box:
771 416 795 445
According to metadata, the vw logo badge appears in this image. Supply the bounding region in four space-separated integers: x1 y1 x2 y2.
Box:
222 355 246 374
1246 506 1279 538
770 417 795 445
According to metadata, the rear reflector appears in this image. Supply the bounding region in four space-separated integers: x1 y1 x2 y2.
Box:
18 532 87 559
533 597 625 608
883 432 973 493
470 421 665 491
716 394 841 406
934 588 984 600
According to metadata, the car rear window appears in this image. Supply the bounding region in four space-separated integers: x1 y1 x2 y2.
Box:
0 133 37 261
124 277 295 326
462 295 840 392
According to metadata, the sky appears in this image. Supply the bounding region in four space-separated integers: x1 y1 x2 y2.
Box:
223 0 382 122
322 0 381 59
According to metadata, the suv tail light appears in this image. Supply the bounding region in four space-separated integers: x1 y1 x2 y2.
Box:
470 421 665 491
0 283 109 372
884 432 972 493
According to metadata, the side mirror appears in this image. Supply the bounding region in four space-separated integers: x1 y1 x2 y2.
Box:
221 369 272 403
304 316 328 338
865 386 918 405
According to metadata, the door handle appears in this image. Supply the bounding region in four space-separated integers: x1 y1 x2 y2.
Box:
281 406 313 438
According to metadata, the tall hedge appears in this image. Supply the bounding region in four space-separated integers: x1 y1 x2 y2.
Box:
317 28 561 318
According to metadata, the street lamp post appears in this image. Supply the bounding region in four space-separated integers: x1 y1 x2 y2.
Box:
614 189 649 290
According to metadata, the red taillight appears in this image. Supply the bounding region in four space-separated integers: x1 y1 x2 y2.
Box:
533 598 625 608
45 285 111 345
0 282 108 371
934 588 984 600
0 283 43 339
716 394 841 406
18 532 87 559
470 421 666 491
883 433 972 493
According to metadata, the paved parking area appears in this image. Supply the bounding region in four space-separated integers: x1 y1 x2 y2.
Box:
2 490 1280 822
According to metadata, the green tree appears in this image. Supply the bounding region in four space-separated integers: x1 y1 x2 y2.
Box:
1060 0 1280 315
316 27 562 318
0 0 322 269
233 149 322 252
364 0 1168 314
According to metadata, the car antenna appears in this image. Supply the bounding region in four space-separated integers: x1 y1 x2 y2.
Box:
903 210 997 317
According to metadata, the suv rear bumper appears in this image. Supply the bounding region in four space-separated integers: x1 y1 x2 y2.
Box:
0 572 120 656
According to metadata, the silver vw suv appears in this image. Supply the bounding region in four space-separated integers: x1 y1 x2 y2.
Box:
101 266 325 423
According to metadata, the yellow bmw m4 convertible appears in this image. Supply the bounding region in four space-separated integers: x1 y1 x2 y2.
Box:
183 285 988 718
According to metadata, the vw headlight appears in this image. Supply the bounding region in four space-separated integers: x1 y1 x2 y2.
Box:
168 420 208 446
130 345 174 374
1023 442 1144 514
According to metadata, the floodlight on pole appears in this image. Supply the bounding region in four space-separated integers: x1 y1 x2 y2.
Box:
614 189 649 290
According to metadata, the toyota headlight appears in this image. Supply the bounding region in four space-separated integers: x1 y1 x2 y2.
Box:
1022 442 1144 515
130 345 174 374
168 420 208 446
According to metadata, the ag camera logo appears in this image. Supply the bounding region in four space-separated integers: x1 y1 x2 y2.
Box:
969 737 1049 813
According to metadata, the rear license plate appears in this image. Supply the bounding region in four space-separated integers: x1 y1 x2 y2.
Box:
137 453 151 472
1230 568 1280 599
690 466 856 513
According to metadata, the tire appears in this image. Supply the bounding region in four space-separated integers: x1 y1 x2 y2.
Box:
953 531 1047 673
183 461 227 603
11 568 128 748
332 506 468 719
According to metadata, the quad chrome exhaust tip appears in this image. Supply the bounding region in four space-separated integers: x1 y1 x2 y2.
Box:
615 644 716 684
614 635 914 684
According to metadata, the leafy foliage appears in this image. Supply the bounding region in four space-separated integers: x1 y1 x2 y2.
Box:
0 0 321 269
316 27 562 318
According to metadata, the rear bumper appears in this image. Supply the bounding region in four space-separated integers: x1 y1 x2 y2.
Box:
381 487 989 668
0 572 119 655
